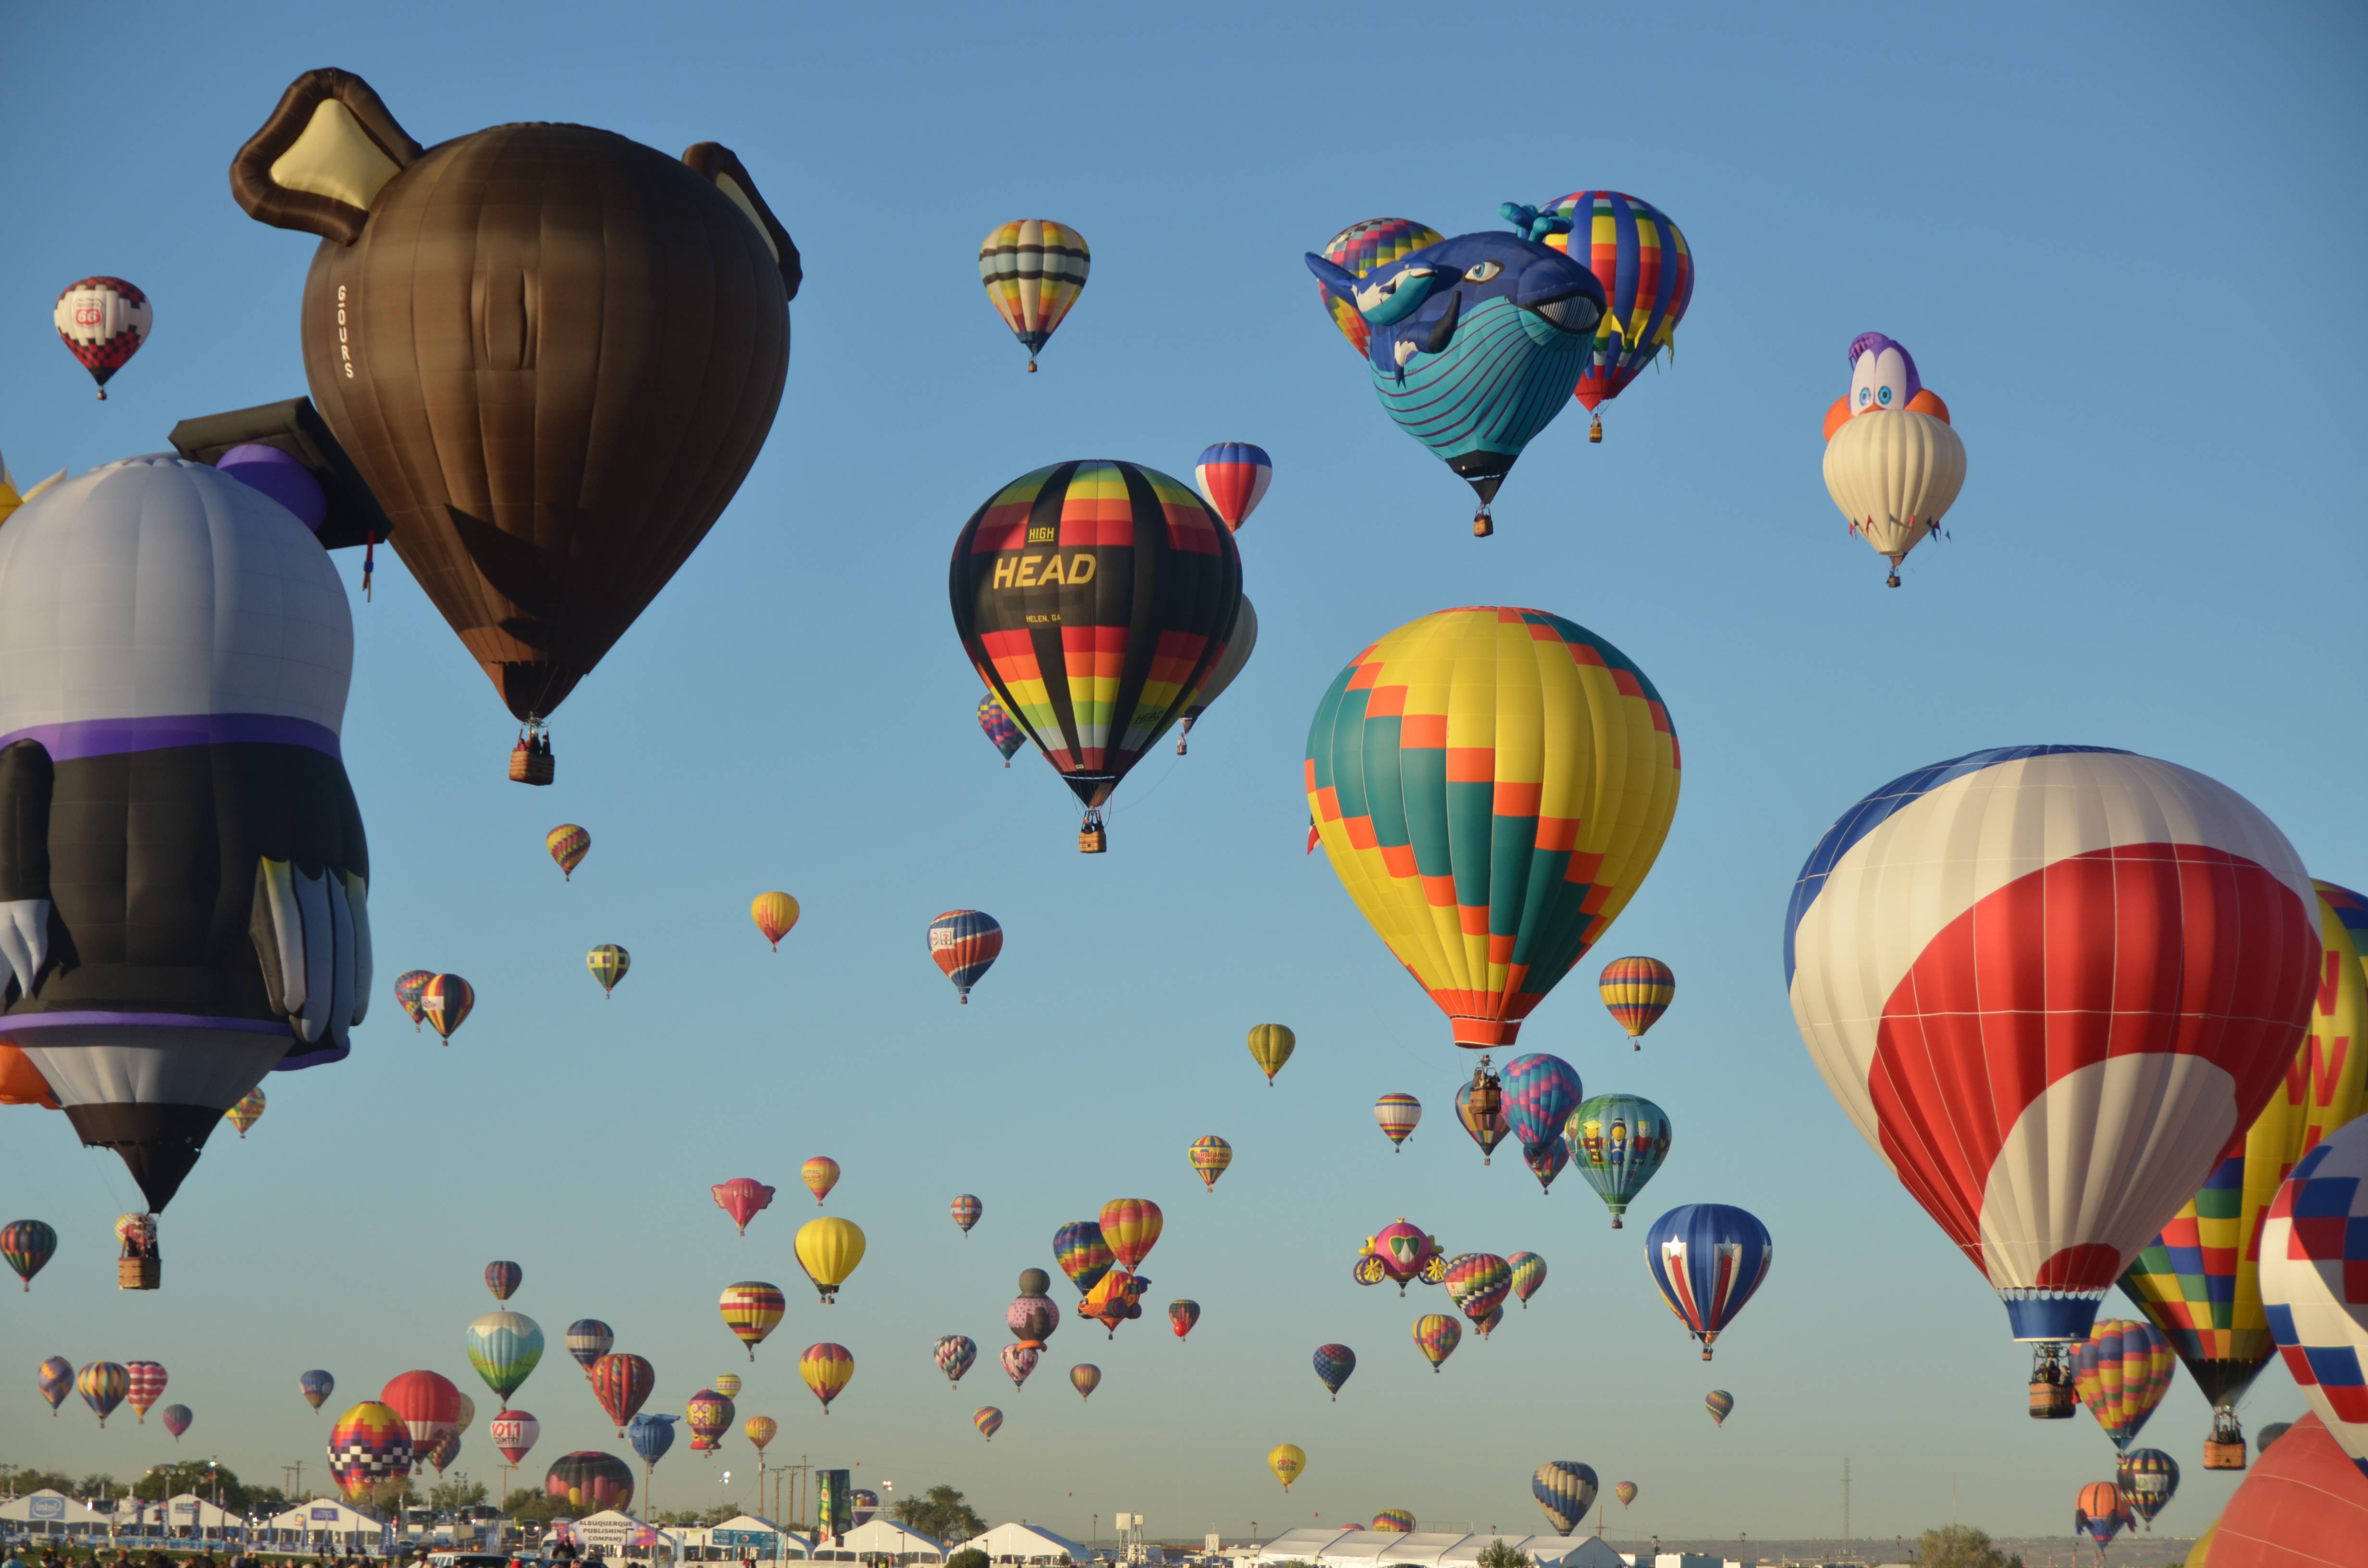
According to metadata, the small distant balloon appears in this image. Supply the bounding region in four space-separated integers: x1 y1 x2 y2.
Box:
751 892 800 950
1374 1093 1421 1151
1188 1136 1233 1191
800 1343 853 1413
978 220 1088 371
546 825 591 880
802 1156 840 1206
929 910 1002 1002
977 693 1025 766
225 1089 267 1139
395 970 432 1031
160 1404 193 1440
1597 957 1674 1047
1268 1442 1306 1492
54 277 150 399
712 1178 776 1236
299 1370 335 1411
951 1194 983 1236
586 944 629 998
974 1405 1003 1442
1169 1300 1201 1340
1705 1389 1734 1426
2 1219 57 1290
421 974 474 1044
935 1335 977 1388
1246 1023 1295 1085
485 1261 522 1301
1194 443 1272 532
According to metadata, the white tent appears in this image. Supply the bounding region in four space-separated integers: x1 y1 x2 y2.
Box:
1252 1529 1350 1564
693 1515 816 1562
955 1522 1087 1565
263 1497 392 1551
815 1518 945 1564
0 1490 110 1534
162 1493 244 1535
1544 1542 1625 1568
1435 1537 1596 1568
1249 1531 1606 1568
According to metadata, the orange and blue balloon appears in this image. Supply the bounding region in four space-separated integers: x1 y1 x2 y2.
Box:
928 910 1002 1003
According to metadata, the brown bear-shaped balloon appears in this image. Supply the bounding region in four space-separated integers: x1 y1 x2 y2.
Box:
233 69 800 777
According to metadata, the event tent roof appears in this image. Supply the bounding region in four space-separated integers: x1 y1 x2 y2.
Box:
954 1522 1089 1563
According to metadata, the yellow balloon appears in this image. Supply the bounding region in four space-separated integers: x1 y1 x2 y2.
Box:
1305 607 1680 1052
1267 1442 1306 1492
752 892 801 951
1246 1023 1295 1085
795 1216 866 1302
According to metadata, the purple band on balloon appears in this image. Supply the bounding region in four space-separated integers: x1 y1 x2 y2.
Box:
277 1039 349 1071
0 1011 294 1036
0 712 341 762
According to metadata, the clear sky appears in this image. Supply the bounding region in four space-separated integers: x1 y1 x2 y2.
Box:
1 0 2363 1549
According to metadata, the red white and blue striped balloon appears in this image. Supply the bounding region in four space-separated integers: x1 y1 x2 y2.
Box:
1193 443 1271 532
1644 1203 1770 1360
2260 1117 2368 1479
1787 746 2319 1344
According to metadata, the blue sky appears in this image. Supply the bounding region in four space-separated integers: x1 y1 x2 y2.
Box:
2 0 2363 1546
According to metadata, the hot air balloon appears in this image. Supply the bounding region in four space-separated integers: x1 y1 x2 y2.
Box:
1819 333 1966 587
1308 606 1681 1046
421 974 474 1044
38 1356 73 1414
467 1311 546 1402
1597 957 1675 1048
928 911 1002 1002
1788 747 2319 1396
2120 878 2368 1466
1009 1270 1061 1350
54 277 150 399
795 1217 865 1302
1531 1461 1598 1534
1645 1204 1772 1360
1055 1222 1115 1296
1189 1137 1233 1191
709 1373 741 1401
1503 1054 1583 1154
2 1219 55 1289
628 1413 677 1470
299 1370 334 1410
423 1432 462 1474
566 1320 614 1375
1614 1483 1637 1510
800 1344 852 1414
1315 218 1445 356
1193 445 1271 534
0 456 374 1221
1170 1300 1201 1340
382 1369 462 1454
2118 1450 2178 1529
485 1260 522 1300
713 1178 777 1236
1412 1314 1460 1372
743 1416 776 1454
977 694 1025 766
951 461 1244 850
123 1361 166 1422
1078 1265 1152 1338
546 1450 633 1515
974 1406 1002 1442
1524 1135 1569 1193
328 1402 413 1506
936 1335 977 1388
1705 1390 1734 1426
586 945 630 998
1443 1255 1513 1330
720 1282 787 1360
232 70 800 774
490 1409 540 1465
2075 1482 2130 1548
1102 1199 1164 1269
1359 1219 1443 1295
978 221 1088 370
1305 209 1605 534
1370 1511 1413 1535
591 1354 654 1436
1455 1077 1511 1165
454 1392 477 1436
1535 192 1694 444
2072 1319 2177 1452
2258 1421 2294 1453
999 1344 1038 1391
159 1403 192 1441
395 971 432 1030
1508 1252 1546 1309
225 1090 267 1139
1313 1344 1356 1401
1568 1094 1672 1230
2260 1115 2368 1481
1247 1024 1295 1085
802 1156 840 1206
1374 1094 1421 1151
114 1211 159 1291
547 825 590 880
850 1489 880 1528
1268 1443 1306 1491
1175 597 1258 756
752 893 800 951
952 1194 983 1236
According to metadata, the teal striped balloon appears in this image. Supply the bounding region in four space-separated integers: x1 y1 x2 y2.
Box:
1566 1093 1671 1229
465 1310 545 1402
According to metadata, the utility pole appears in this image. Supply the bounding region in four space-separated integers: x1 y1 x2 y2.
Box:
1842 1458 1850 1556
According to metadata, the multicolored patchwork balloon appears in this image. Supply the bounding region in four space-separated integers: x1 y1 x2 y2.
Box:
978 220 1088 371
1313 1343 1356 1401
928 910 1003 1002
1412 1313 1460 1372
394 970 432 1030
2072 1318 2176 1452
546 824 590 880
951 1194 983 1236
935 1335 976 1388
1055 1220 1114 1296
976 693 1025 766
1568 1094 1672 1230
1597 956 1675 1047
2260 1115 2368 1479
1307 607 1680 1050
1645 1204 1772 1360
225 1089 267 1138
1535 192 1694 442
1443 1254 1512 1327
1315 218 1444 357
950 461 1244 848
327 1401 412 1505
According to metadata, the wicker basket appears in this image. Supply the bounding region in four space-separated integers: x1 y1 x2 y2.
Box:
1077 822 1107 854
2026 1379 2076 1420
2201 1439 2247 1470
509 742 554 786
119 1257 160 1291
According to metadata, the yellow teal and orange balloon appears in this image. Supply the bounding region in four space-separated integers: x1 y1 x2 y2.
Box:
1306 607 1680 1051
1188 1136 1232 1191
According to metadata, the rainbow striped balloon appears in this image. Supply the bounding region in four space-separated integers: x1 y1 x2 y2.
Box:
1188 1136 1233 1191
1374 1092 1421 1151
1597 956 1676 1045
1537 191 1695 437
978 220 1088 370
545 823 590 880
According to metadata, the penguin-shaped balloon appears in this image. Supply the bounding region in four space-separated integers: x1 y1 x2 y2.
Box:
0 450 370 1217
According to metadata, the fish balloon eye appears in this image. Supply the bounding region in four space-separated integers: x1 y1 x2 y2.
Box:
1463 260 1504 283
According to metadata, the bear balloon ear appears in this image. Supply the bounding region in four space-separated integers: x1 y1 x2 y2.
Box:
231 69 423 245
682 143 802 302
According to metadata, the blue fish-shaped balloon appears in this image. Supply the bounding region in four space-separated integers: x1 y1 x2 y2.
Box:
1307 205 1605 535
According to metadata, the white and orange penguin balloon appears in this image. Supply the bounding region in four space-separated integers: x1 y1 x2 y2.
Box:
1821 333 1965 587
